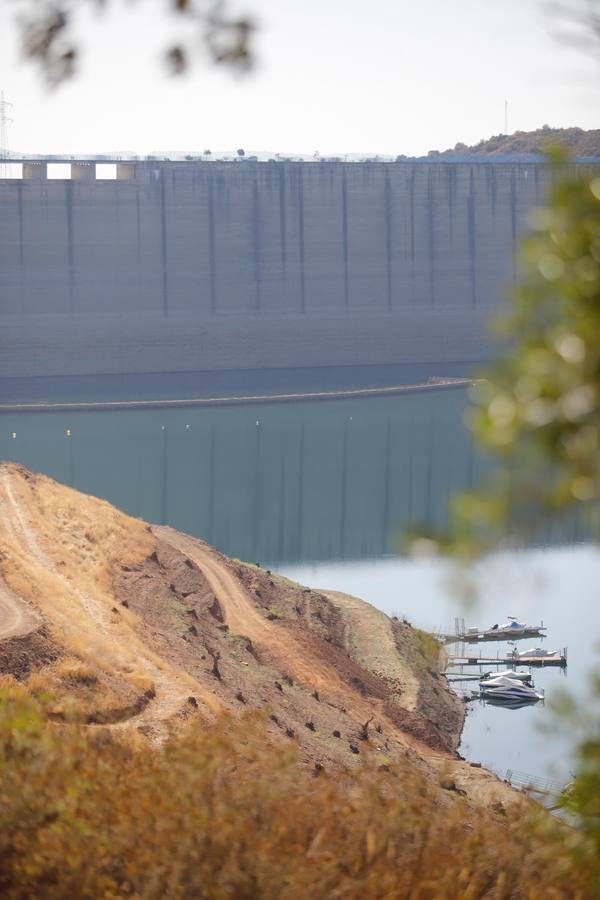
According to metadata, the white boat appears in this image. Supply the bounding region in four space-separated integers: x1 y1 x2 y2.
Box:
485 617 547 637
480 669 532 684
461 617 547 641
517 647 557 658
480 675 543 703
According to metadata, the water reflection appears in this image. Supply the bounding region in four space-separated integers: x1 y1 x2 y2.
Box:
1 389 484 563
0 387 592 564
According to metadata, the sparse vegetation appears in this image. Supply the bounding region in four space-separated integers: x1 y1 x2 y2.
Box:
412 629 441 668
436 127 600 157
0 685 596 900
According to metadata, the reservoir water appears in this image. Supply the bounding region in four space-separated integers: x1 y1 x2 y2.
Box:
1 385 598 785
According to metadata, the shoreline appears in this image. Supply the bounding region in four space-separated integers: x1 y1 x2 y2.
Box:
0 377 473 415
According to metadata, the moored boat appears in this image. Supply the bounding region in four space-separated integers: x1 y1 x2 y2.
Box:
479 674 543 703
460 617 547 642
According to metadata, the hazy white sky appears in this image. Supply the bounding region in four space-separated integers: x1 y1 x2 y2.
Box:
0 0 598 156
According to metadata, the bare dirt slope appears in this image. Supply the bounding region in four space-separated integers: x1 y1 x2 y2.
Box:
0 462 521 809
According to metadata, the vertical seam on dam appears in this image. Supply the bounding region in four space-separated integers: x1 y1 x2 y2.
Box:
409 167 416 268
208 175 217 315
342 168 349 311
384 168 393 311
17 182 24 306
427 170 435 306
252 173 261 313
278 165 287 278
65 181 74 315
298 167 305 314
468 168 477 306
159 173 168 317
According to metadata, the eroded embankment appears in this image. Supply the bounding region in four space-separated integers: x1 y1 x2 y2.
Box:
0 461 520 809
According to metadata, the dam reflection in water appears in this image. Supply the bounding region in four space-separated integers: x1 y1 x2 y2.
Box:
1 388 480 563
0 387 588 564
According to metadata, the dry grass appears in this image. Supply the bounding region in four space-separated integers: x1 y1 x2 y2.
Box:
53 658 98 685
0 466 219 725
0 685 595 900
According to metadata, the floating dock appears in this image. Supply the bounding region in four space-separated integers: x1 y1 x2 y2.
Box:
446 649 567 668
442 617 547 644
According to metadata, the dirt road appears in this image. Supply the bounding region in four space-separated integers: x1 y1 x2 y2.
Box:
0 468 40 641
157 526 378 707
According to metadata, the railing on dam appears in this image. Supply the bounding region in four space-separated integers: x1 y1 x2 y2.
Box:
2 153 597 182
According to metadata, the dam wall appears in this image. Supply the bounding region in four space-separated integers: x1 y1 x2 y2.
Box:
0 159 559 380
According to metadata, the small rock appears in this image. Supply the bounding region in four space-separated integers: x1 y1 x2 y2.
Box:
275 681 283 692
332 730 341 738
235 691 246 704
470 762 482 768
187 696 198 707
314 762 324 777
189 624 198 636
285 727 295 738
349 744 360 755
121 599 129 608
305 721 316 732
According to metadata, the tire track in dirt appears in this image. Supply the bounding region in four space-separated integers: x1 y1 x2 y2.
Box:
0 466 218 741
156 527 418 724
0 469 40 641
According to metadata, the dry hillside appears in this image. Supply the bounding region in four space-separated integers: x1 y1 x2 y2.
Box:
0 462 518 808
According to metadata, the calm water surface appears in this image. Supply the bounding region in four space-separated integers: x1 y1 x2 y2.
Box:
1 386 597 784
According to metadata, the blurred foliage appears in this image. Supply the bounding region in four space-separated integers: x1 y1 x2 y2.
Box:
12 0 255 85
553 672 600 880
0 683 597 899
409 151 600 881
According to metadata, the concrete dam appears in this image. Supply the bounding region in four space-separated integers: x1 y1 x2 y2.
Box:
0 158 556 385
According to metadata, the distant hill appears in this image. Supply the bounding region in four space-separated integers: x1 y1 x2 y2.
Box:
430 126 600 158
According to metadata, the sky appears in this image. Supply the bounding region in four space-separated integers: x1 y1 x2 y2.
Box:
0 0 598 157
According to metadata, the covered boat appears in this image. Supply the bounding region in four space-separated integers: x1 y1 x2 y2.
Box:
479 675 543 703
485 617 547 637
480 669 532 684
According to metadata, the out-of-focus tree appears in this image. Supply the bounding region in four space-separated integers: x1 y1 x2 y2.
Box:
10 0 255 85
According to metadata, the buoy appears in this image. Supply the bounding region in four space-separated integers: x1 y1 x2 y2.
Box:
11 432 16 439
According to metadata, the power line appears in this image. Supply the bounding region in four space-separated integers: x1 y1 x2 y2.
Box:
0 91 13 176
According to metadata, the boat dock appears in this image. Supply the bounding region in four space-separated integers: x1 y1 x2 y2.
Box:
441 616 547 644
446 648 567 668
